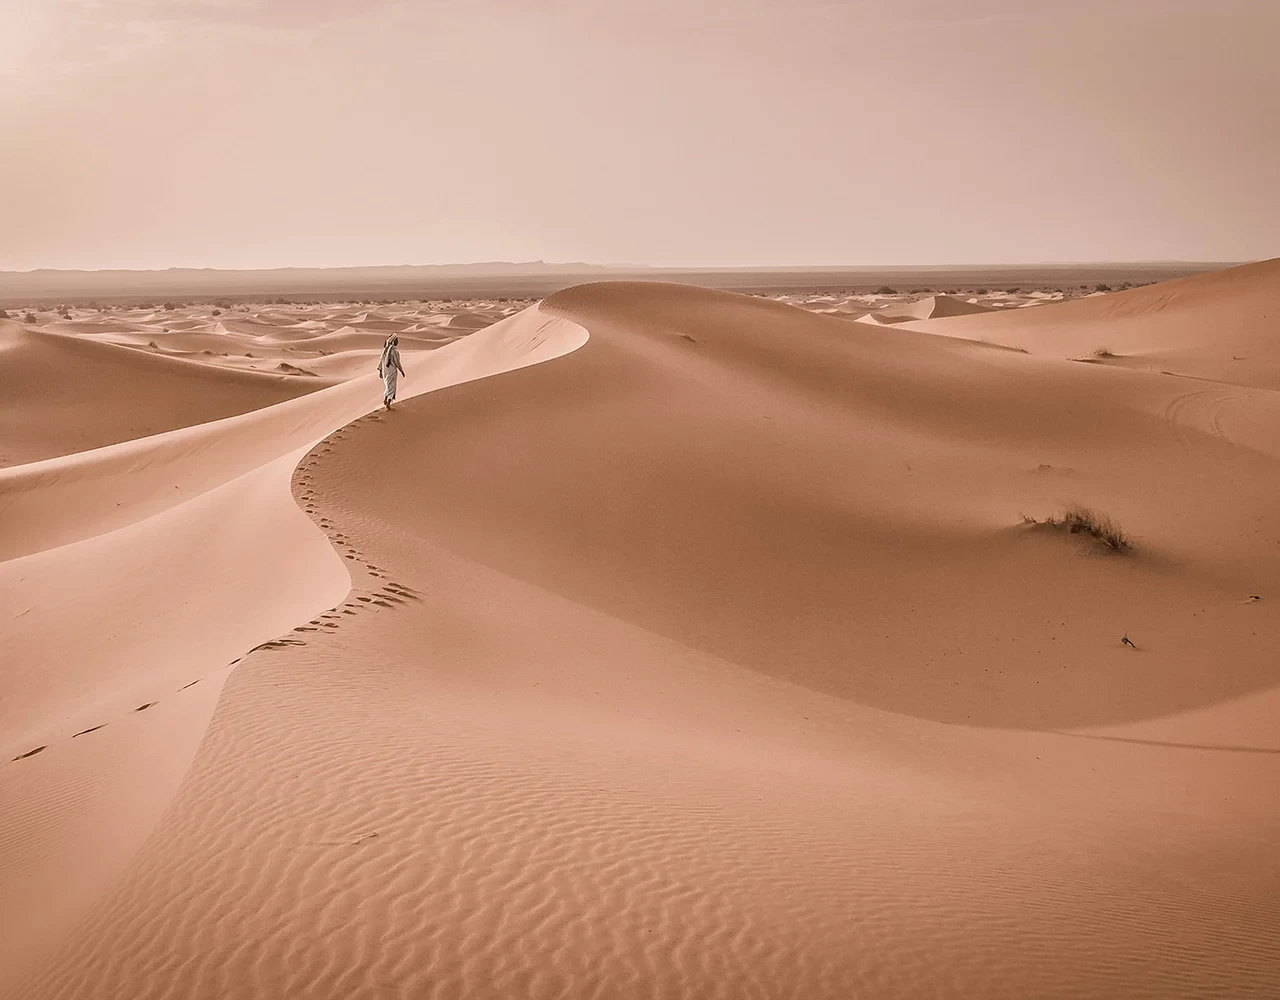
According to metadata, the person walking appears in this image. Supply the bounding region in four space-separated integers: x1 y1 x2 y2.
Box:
378 333 406 409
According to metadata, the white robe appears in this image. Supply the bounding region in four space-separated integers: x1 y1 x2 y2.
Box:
378 344 403 401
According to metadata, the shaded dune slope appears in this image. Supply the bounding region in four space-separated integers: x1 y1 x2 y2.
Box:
910 257 1280 386
325 280 1278 729
0 321 326 467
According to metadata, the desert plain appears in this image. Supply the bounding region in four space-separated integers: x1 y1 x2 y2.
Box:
2 261 1279 998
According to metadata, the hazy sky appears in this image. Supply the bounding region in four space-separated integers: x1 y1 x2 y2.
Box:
2 0 1276 270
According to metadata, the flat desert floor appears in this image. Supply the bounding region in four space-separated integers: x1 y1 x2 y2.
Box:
2 263 1279 998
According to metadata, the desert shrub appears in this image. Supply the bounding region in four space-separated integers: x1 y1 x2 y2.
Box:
212 308 222 316
163 301 179 311
1094 283 1112 292
0 308 8 319
1037 505 1132 552
24 311 37 323
1093 347 1116 358
874 285 896 295
974 288 989 295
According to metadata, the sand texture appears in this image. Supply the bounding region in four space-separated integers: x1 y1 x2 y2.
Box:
2 267 1279 999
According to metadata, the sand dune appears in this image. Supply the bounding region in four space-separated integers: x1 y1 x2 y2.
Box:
0 320 324 467
866 292 994 323
0 306 587 991
906 257 1280 386
2 267 1278 998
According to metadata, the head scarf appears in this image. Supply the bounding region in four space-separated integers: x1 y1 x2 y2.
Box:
378 334 399 375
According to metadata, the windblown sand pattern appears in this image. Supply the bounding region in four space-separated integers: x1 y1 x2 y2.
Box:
2 266 1279 998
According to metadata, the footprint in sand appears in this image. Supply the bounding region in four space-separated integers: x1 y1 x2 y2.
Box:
12 746 48 760
134 702 157 712
181 678 201 689
73 724 108 737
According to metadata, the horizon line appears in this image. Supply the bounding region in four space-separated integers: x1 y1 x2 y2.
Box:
0 258 1256 276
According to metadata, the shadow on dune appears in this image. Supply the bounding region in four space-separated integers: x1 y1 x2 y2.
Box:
313 280 1280 731
1050 732 1280 755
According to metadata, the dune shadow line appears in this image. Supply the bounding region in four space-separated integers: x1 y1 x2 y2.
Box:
1053 731 1280 755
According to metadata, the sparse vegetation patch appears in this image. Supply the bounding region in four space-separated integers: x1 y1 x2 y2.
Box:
1023 504 1132 552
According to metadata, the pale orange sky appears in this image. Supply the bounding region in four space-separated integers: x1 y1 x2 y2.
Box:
2 1 1276 270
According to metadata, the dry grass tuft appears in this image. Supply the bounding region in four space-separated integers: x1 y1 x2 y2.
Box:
1025 504 1132 552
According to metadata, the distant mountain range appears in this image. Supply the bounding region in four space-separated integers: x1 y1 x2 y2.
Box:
0 262 643 299
0 260 1238 303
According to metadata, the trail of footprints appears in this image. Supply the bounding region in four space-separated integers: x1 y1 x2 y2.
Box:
8 415 419 765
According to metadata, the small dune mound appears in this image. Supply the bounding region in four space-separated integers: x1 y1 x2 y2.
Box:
275 362 319 377
873 294 995 323
445 311 494 331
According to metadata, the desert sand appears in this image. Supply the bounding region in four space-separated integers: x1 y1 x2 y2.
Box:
2 264 1278 999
